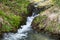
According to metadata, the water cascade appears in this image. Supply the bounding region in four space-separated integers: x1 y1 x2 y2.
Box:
3 13 39 40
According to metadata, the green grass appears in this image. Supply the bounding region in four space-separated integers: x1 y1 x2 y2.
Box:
0 10 21 32
34 15 47 23
0 0 30 32
0 0 30 14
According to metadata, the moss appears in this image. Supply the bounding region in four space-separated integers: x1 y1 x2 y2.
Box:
45 26 53 32
33 15 47 29
52 0 60 6
34 15 47 23
45 21 55 32
58 24 60 29
33 15 60 33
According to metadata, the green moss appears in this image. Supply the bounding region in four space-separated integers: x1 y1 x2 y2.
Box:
46 26 53 32
33 15 47 29
52 0 60 6
34 15 47 23
57 24 60 29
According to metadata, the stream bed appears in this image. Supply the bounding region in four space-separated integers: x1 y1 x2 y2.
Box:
1 13 56 40
1 3 56 40
26 30 56 40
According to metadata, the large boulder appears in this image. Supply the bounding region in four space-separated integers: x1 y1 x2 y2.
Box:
32 6 60 35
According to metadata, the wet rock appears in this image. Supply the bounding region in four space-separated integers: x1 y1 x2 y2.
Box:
27 4 40 16
27 3 53 17
27 31 55 40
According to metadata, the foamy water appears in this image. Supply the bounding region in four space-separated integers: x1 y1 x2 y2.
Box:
3 13 39 40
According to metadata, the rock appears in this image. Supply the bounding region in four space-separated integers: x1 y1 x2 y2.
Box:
29 0 53 7
28 0 53 17
32 6 60 35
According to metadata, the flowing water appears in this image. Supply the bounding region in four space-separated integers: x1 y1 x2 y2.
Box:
1 3 56 40
2 12 56 40
2 13 39 40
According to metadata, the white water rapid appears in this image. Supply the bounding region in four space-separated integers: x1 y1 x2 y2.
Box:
3 13 39 40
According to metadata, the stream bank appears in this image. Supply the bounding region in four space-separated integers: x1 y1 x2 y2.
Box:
32 5 60 40
30 0 60 40
0 0 30 35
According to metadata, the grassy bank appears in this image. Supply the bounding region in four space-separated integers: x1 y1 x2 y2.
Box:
0 0 30 34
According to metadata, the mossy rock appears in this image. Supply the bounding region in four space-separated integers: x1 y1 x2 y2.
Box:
52 0 60 6
29 0 53 7
32 6 60 34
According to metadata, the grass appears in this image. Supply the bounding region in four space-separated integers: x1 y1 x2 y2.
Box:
0 0 30 32
33 15 47 29
0 0 30 15
34 15 47 23
0 10 21 32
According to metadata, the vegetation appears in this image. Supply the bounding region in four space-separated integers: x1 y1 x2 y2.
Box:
0 0 30 33
34 15 47 24
0 9 21 32
33 15 47 29
33 14 60 33
52 0 60 6
0 0 30 14
32 6 60 34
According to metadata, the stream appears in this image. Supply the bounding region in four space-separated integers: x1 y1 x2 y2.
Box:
2 13 39 40
1 12 56 40
1 3 56 40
